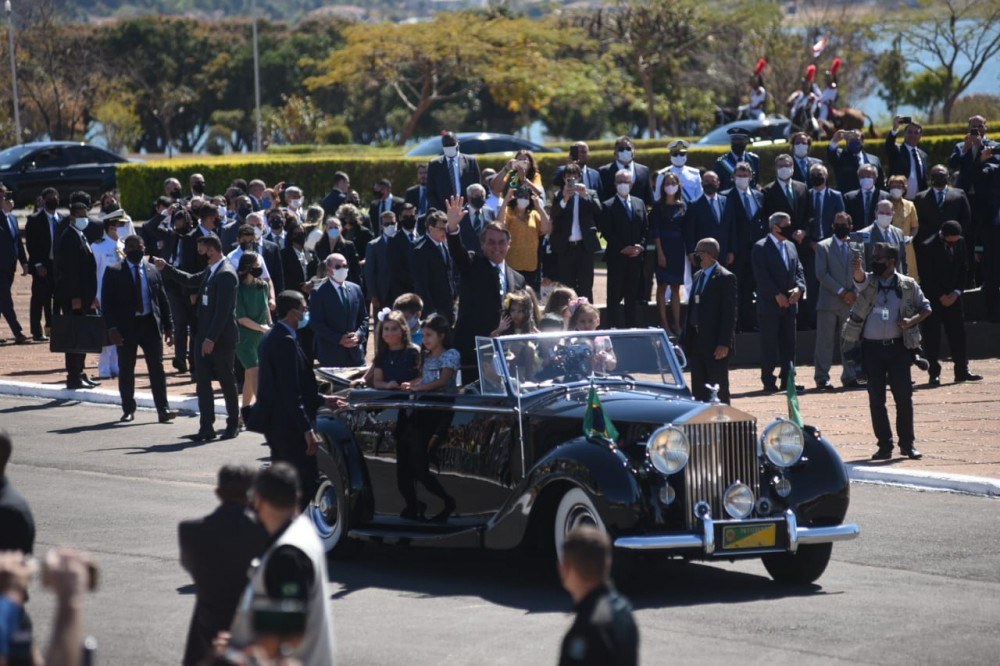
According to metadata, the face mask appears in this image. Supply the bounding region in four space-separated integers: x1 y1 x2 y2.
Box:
617 150 633 164
269 220 284 231
793 144 810 159
443 145 458 158
670 155 687 167
262 197 272 209
469 196 485 209
170 188 182 199
616 183 631 197
297 311 310 330
847 140 862 154
734 177 751 190
776 167 794 181
702 183 718 196
44 199 58 212
74 217 89 231
833 225 851 239
126 249 144 264
327 228 341 241
288 198 302 210
332 267 349 283
406 316 419 330
516 198 530 209
217 206 227 220
775 224 792 238
400 216 416 231
871 260 889 276
174 225 190 236
890 188 904 200
809 174 826 187
250 266 263 278
860 177 875 191
252 226 263 239
664 184 679 196
383 224 398 238
191 183 205 195
876 213 893 229
291 233 306 246
931 173 948 188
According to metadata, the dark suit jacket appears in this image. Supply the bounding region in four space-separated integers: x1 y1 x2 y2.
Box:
178 502 267 666
597 161 653 206
404 184 428 215
0 478 35 554
219 221 241 255
54 226 97 308
713 151 762 191
751 236 806 315
792 156 823 184
364 235 393 305
426 153 481 212
313 235 362 286
0 212 26 275
685 194 733 259
948 139 996 192
721 188 766 262
161 260 239 347
281 245 318 297
682 264 737 353
549 192 602 255
412 236 456 322
912 187 972 246
551 164 603 195
885 134 928 192
599 195 649 262
321 188 348 217
140 212 171 258
826 145 885 193
980 161 1000 244
457 206 497 256
25 209 58 276
805 187 846 241
252 239 285 294
761 179 809 230
843 189 890 228
920 235 967 302
309 279 368 367
448 231 525 363
368 195 405 225
100 260 172 338
387 231 417 299
251 322 322 435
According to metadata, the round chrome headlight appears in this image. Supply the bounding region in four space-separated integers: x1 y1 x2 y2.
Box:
723 481 755 519
760 419 805 467
646 425 689 476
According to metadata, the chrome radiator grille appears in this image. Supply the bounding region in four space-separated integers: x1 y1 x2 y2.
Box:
681 421 760 529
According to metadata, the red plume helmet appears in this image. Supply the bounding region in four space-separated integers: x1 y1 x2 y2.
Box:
830 57 843 76
754 58 768 77
805 64 817 82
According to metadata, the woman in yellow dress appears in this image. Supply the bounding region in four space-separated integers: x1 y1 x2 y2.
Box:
887 174 919 282
498 185 551 292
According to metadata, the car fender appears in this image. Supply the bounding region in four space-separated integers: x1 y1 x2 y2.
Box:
316 412 374 524
781 425 851 526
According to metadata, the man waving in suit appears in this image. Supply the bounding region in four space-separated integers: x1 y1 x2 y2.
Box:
681 238 737 403
885 116 928 198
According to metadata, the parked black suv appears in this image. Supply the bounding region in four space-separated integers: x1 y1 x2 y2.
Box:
0 142 128 207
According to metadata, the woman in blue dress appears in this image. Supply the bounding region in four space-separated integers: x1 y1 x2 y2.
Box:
652 172 688 335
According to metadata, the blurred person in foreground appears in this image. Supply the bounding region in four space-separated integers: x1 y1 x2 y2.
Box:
558 526 638 666
0 432 34 555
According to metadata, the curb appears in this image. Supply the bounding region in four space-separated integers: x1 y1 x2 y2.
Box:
0 379 223 415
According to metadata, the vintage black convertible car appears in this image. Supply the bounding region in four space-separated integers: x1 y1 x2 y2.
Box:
312 329 859 583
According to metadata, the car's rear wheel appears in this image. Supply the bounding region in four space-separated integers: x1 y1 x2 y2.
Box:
761 543 832 584
553 488 607 563
310 449 361 559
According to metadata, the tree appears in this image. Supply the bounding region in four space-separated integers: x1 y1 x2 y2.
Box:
875 37 908 117
891 0 1000 122
902 68 950 123
90 94 142 154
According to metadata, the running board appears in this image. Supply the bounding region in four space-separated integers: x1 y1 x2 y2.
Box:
349 525 482 548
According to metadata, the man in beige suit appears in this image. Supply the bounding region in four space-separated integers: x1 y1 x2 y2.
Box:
814 211 863 389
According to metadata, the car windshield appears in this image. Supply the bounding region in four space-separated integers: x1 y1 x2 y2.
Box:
476 329 685 395
0 145 33 170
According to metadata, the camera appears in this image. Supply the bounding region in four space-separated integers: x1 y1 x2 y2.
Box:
565 177 578 189
970 129 981 137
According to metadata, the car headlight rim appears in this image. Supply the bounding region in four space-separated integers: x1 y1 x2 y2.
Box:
646 425 689 476
723 481 755 519
760 418 805 468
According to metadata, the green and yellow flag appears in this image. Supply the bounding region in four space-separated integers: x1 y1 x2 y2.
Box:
786 363 804 427
583 383 619 442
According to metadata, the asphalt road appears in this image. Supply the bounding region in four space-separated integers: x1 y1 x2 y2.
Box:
2 395 999 665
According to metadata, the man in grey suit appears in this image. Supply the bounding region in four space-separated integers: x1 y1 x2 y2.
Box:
155 234 240 441
859 200 908 275
814 212 861 390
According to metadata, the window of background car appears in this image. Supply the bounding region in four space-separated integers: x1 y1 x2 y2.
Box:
29 148 69 170
0 145 33 171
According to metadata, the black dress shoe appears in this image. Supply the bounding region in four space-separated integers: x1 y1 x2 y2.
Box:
172 359 189 373
912 355 930 371
192 430 217 442
66 380 85 390
843 379 867 389
815 382 835 391
431 497 456 523
794 384 806 393
13 334 29 345
158 410 178 423
120 412 135 423
32 334 49 342
955 371 983 382
900 447 923 460
928 376 941 387
80 375 101 388
220 425 240 440
762 383 779 393
871 448 893 461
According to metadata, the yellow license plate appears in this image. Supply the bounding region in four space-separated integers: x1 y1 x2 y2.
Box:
721 523 777 550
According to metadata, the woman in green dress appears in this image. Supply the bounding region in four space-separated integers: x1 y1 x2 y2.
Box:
235 252 271 414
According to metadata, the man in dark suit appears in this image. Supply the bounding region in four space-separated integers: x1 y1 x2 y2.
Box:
751 213 806 392
600 169 649 328
827 129 884 193
790 132 823 184
250 291 325 508
685 172 733 268
368 178 405 224
412 211 457 322
389 204 418 298
552 142 603 197
721 163 766 332
404 163 430 217
947 115 993 193
178 465 267 666
426 132 481 212
364 211 398 312
444 197 525 377
843 163 891 228
139 196 173 259
162 208 200 374
598 136 653 206
980 155 1000 321
0 189 28 344
24 187 61 341
550 163 601 301
761 154 809 230
797 164 846 330
885 116 929 198
55 202 100 389
681 238 737 403
713 128 761 191
456 183 496 256
321 171 350 217
101 235 177 424
281 224 318 300
310 253 368 367
919 220 983 386
913 164 973 278
155 234 240 441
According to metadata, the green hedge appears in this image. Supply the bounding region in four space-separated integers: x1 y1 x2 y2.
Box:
116 134 968 215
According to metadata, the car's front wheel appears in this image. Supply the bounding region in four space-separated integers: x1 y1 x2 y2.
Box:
310 448 361 559
761 543 832 584
553 488 607 563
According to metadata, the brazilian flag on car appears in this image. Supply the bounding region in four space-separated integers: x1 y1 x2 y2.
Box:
583 383 619 442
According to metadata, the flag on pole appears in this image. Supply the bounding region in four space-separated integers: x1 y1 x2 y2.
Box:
811 36 829 59
583 383 619 442
786 363 804 427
